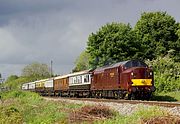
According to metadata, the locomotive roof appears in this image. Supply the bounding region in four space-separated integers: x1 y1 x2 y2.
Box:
94 60 147 72
94 61 127 72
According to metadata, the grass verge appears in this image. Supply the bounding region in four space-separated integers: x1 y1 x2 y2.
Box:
0 90 179 124
95 106 178 124
0 90 82 124
151 91 180 101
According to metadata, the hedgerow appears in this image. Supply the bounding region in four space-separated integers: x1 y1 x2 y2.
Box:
146 54 180 93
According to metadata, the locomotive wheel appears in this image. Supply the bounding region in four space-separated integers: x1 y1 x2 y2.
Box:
114 91 118 99
119 92 124 99
91 91 96 98
128 93 136 100
131 93 136 100
144 93 151 101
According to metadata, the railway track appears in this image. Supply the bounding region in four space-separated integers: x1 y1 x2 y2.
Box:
45 97 180 108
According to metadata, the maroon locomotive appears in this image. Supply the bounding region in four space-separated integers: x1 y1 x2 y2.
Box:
91 60 155 100
22 60 155 100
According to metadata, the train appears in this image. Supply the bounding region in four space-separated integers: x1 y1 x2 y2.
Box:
22 60 156 100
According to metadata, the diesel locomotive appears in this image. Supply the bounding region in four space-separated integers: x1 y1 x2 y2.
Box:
22 60 155 100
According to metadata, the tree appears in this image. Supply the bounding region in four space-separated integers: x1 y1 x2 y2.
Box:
22 62 51 79
134 11 179 60
175 23 180 61
6 75 19 83
87 22 142 68
72 50 90 72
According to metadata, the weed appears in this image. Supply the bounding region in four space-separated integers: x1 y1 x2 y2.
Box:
69 105 115 123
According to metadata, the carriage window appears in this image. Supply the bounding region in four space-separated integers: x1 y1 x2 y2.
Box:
80 76 82 83
84 75 89 83
69 78 72 84
75 77 77 84
77 76 81 83
73 77 76 84
87 75 89 82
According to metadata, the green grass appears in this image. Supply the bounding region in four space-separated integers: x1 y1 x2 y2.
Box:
0 91 178 124
151 91 180 101
95 106 169 124
0 90 82 124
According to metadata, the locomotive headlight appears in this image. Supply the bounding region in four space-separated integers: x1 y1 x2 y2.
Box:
131 72 134 76
149 72 152 76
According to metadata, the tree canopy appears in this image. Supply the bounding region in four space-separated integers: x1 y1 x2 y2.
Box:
87 23 143 68
85 11 180 69
21 62 51 79
72 50 90 72
82 11 180 93
2 63 51 90
134 11 179 60
6 75 19 83
175 24 180 61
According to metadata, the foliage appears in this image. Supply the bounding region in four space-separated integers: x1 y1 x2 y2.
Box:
146 55 180 93
0 106 23 124
0 90 82 124
5 75 19 83
96 106 169 124
87 22 142 68
175 23 180 61
4 76 33 90
134 11 179 60
21 62 51 79
152 91 180 102
4 62 51 90
72 50 90 72
86 11 180 68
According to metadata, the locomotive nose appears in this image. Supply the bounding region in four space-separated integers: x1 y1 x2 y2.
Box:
130 67 153 86
131 79 152 86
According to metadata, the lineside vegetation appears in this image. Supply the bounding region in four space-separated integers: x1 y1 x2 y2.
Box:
1 91 179 124
1 11 180 123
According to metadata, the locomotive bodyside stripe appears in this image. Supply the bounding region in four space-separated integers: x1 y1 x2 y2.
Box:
131 79 152 86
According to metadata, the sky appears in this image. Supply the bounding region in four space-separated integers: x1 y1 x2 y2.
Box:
0 0 180 79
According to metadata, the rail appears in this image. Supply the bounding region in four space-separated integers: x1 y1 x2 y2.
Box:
44 97 180 108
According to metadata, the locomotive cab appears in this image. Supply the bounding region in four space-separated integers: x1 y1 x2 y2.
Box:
121 60 155 100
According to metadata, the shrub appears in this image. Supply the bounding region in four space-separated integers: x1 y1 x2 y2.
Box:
146 55 180 93
0 106 23 124
0 90 82 124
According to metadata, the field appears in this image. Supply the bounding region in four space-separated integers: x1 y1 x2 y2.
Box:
0 90 180 124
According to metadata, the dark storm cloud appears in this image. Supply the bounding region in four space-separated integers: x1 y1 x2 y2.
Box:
0 0 180 78
0 0 65 15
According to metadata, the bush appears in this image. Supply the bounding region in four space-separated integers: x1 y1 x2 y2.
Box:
0 106 23 124
0 90 82 124
146 55 180 93
3 76 35 90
